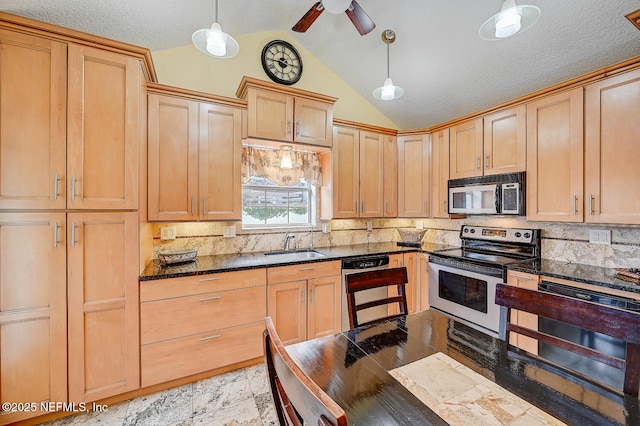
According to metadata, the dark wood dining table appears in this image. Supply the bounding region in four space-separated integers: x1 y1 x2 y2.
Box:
286 309 639 425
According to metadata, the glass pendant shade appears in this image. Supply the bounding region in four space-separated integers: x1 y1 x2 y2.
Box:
322 0 352 14
192 0 239 58
373 77 404 101
479 0 540 40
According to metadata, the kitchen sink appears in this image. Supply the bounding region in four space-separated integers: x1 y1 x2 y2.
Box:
264 249 326 260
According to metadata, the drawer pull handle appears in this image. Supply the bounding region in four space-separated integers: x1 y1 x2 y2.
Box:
71 175 77 200
299 267 316 271
509 273 533 281
199 334 221 342
198 277 221 282
54 173 60 200
199 296 222 302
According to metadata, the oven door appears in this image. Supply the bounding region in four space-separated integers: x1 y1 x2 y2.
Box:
428 262 502 336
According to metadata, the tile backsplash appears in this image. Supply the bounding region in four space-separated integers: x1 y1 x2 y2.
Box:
151 217 640 269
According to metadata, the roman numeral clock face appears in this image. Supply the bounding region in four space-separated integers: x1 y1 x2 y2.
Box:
261 40 303 85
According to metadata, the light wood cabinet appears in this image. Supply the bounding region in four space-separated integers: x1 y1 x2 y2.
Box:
398 134 430 217
0 213 67 425
585 68 640 224
383 134 398 217
140 269 266 387
506 270 539 354
404 252 418 314
67 212 140 402
388 252 426 314
267 261 341 345
417 252 430 311
0 30 66 210
328 126 387 218
237 77 336 148
450 108 526 179
147 90 242 221
430 129 450 218
526 89 584 222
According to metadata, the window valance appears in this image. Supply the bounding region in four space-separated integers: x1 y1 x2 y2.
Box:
241 146 322 187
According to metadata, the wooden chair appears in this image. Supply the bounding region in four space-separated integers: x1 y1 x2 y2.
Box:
495 283 640 397
263 316 348 426
345 267 409 329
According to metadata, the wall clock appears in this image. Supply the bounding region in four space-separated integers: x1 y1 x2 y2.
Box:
261 40 303 85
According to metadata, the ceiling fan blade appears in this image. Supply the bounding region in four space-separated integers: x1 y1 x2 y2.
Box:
292 2 324 33
345 0 376 35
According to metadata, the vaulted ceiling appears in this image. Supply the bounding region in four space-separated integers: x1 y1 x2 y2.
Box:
2 0 640 130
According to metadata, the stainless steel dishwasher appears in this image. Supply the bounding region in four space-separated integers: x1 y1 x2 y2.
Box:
537 281 640 390
340 254 390 331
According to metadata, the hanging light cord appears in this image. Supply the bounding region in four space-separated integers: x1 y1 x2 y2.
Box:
386 42 390 79
214 0 219 23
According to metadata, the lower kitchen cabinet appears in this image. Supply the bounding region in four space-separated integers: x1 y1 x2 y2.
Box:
140 269 266 387
388 252 426 314
67 212 140 403
0 213 67 425
267 261 341 345
417 252 430 310
506 270 539 354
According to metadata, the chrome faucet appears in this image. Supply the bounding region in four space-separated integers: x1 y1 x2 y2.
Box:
284 232 295 252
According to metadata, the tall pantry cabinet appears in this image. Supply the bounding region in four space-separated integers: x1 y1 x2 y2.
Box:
0 13 155 424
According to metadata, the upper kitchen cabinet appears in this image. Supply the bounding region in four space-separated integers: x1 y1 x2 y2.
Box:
147 85 243 221
322 122 396 219
398 133 430 218
526 88 584 222
67 45 141 210
0 30 66 210
449 106 526 179
585 68 640 224
430 129 450 218
236 77 336 148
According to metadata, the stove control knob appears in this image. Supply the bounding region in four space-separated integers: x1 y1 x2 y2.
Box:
470 228 475 234
515 232 522 238
464 228 469 233
524 232 531 239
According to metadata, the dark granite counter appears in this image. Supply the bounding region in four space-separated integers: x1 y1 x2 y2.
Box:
140 241 457 281
509 258 640 295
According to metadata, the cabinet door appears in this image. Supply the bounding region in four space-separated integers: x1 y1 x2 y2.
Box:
199 103 242 220
147 94 199 221
403 252 418 314
247 88 294 142
383 135 398 217
483 106 526 175
0 30 66 210
294 97 333 147
417 253 429 311
527 89 584 222
450 118 483 179
585 69 640 224
506 271 539 354
332 126 360 218
431 129 450 218
67 212 139 402
308 275 341 340
0 213 67 425
389 253 404 268
267 281 307 345
67 45 140 209
359 131 384 217
398 134 430 217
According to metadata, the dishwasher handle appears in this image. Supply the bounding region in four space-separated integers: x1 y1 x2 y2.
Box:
539 281 640 312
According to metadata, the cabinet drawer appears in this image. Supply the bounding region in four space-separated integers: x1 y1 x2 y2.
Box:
140 268 266 302
141 321 264 387
141 286 266 344
267 260 341 284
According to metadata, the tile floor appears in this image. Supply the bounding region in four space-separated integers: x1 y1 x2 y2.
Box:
43 365 277 426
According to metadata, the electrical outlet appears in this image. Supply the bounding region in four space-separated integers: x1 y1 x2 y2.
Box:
322 223 330 233
366 222 373 232
416 221 424 230
223 225 236 238
589 229 611 245
160 227 176 240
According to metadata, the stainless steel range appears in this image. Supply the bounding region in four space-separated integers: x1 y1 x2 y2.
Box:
428 225 540 337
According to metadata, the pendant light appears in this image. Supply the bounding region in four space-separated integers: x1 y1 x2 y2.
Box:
192 0 239 58
372 30 404 101
479 0 540 40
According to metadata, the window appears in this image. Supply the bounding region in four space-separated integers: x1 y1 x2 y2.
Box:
242 176 315 228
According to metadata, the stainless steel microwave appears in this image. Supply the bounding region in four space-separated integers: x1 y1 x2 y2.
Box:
448 172 525 215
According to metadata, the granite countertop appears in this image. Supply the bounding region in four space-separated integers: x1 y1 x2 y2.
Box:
509 258 640 295
140 241 457 281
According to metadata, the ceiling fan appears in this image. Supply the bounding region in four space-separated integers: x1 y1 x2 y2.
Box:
292 0 376 36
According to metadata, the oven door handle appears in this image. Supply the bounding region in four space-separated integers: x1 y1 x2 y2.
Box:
495 184 502 214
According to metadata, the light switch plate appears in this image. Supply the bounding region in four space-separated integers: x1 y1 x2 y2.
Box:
589 229 611 245
366 222 373 232
223 225 236 238
160 227 176 240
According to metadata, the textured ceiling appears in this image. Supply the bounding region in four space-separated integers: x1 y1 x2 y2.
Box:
2 0 640 130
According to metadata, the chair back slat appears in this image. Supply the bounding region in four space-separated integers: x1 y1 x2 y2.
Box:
345 267 409 328
264 316 348 426
495 283 640 397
